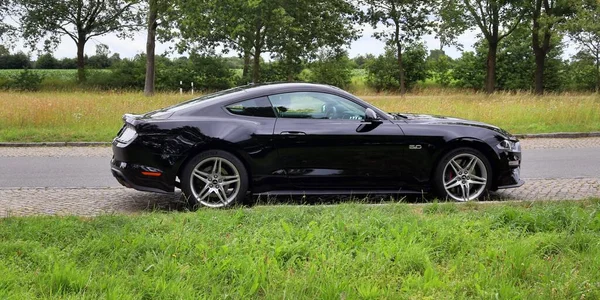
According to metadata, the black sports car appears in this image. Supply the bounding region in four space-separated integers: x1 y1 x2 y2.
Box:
111 83 523 208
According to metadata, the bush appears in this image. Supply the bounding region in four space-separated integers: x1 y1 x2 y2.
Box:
0 52 32 69
3 69 44 91
366 44 428 92
36 53 59 69
308 49 353 89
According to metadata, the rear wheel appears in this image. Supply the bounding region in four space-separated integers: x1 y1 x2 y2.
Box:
181 150 249 209
433 147 492 201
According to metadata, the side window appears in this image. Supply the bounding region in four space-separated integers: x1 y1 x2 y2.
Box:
225 97 276 118
267 92 365 120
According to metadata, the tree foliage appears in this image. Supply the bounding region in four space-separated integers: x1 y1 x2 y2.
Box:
567 0 600 92
362 0 434 94
366 44 428 92
441 0 526 93
16 0 143 82
308 49 353 89
173 0 359 83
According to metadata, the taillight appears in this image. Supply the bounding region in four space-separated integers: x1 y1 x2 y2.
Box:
116 125 137 144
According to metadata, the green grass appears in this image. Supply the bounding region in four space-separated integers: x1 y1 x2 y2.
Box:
1 200 600 298
1 91 599 142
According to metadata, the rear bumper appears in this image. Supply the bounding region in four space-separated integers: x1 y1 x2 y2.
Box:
110 162 171 193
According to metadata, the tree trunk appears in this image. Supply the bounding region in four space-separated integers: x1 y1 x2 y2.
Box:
533 48 545 95
242 51 251 79
485 41 498 94
144 0 158 97
76 40 86 83
397 42 406 95
252 46 260 83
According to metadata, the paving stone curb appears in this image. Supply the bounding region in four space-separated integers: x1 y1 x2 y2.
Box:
514 132 600 139
0 142 111 147
1 132 599 147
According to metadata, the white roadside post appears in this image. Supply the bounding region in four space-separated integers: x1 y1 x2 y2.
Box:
191 82 194 95
179 81 183 95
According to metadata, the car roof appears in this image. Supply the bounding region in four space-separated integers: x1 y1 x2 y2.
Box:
159 82 351 116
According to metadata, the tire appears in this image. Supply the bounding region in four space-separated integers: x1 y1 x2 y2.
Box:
180 150 249 209
432 147 492 202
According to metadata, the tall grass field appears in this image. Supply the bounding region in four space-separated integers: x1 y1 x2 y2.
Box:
1 200 599 298
1 91 599 142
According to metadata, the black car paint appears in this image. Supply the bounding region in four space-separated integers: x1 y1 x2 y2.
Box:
111 83 523 195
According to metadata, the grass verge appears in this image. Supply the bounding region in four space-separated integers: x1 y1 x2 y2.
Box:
1 200 600 298
1 91 599 142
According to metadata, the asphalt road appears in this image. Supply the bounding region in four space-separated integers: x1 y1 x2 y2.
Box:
1 147 599 188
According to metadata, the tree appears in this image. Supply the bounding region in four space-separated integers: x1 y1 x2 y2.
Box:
427 50 454 87
567 0 600 92
268 0 359 81
309 49 353 89
35 52 58 69
366 44 428 92
453 26 566 91
564 51 597 91
363 0 434 94
442 0 526 93
530 0 573 94
0 0 14 40
174 0 359 83
87 44 112 69
143 0 171 96
0 51 31 69
17 0 142 83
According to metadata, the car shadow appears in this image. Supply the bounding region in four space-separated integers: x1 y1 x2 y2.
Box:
127 190 522 213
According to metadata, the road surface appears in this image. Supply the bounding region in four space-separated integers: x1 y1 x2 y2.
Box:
1 141 599 188
1 137 599 217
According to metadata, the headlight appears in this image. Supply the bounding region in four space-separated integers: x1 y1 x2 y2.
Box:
116 125 137 144
497 139 520 152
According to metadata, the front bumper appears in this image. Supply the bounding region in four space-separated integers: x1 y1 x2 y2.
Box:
494 145 524 189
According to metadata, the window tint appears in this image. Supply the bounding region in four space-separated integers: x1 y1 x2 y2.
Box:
226 97 276 118
268 92 365 120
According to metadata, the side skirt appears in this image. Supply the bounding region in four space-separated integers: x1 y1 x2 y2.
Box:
253 189 426 196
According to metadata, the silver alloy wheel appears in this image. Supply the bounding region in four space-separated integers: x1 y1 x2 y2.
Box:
189 157 241 208
442 153 488 201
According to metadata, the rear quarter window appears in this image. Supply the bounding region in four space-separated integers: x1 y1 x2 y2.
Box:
225 97 276 118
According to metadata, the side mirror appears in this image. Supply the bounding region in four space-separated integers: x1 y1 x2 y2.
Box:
364 108 381 123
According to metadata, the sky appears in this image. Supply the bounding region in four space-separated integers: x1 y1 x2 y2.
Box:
9 23 480 60
10 23 576 61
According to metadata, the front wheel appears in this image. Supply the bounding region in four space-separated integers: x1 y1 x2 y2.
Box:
433 148 492 202
181 150 249 209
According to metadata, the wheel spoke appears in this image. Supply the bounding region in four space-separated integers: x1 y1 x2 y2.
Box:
212 158 221 175
465 157 477 173
450 159 462 174
215 186 227 204
197 185 212 201
468 175 486 185
222 177 239 186
460 183 469 201
222 175 239 180
444 177 460 189
193 170 210 183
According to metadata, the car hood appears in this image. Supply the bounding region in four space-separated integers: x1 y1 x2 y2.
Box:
391 113 516 140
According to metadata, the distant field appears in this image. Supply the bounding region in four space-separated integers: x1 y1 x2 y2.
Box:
1 200 599 298
0 91 599 142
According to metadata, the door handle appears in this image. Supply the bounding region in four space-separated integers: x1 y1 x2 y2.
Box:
280 131 306 135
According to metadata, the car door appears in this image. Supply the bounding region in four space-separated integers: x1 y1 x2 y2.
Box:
269 91 407 191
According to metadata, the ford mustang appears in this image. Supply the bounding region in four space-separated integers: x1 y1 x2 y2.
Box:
111 83 523 208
